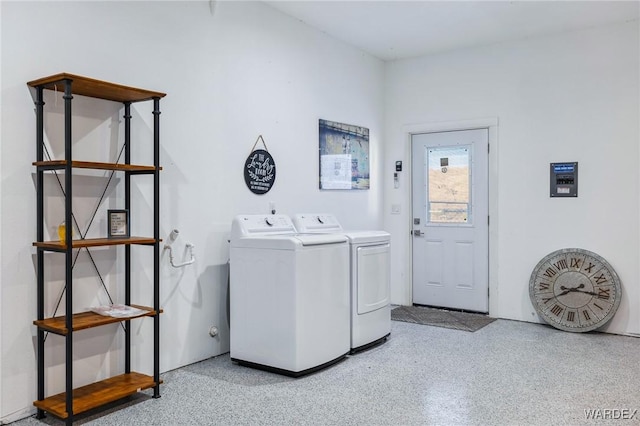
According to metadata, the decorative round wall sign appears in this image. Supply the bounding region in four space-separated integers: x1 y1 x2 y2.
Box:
529 248 621 333
244 135 276 195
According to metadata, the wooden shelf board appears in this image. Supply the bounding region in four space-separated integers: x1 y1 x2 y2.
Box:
33 237 157 251
33 305 159 335
33 160 159 172
27 73 166 103
33 372 161 419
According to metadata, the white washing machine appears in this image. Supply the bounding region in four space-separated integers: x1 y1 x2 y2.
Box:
293 214 391 353
229 214 350 376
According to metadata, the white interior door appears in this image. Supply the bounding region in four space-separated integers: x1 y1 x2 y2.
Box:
411 129 489 312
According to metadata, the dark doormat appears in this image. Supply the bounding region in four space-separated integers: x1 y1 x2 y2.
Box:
391 305 496 332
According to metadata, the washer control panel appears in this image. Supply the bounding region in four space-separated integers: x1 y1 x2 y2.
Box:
293 214 343 233
231 215 295 239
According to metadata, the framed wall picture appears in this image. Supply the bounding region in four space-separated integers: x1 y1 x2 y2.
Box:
319 119 370 190
108 209 130 238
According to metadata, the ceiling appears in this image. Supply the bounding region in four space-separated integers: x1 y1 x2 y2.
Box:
264 1 640 61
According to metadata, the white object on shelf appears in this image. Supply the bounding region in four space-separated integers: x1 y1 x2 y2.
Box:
90 304 147 318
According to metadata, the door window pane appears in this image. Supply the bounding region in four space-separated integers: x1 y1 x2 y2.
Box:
426 146 471 224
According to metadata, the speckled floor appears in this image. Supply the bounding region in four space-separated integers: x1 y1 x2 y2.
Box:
12 319 640 425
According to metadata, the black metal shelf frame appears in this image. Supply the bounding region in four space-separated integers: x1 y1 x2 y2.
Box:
33 78 161 425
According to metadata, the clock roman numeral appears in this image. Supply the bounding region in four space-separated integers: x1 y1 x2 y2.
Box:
538 282 550 291
567 311 576 322
570 258 582 268
594 273 608 284
553 259 568 270
550 304 564 316
542 296 554 304
592 302 604 310
584 262 595 273
542 267 557 278
597 288 610 300
583 310 591 321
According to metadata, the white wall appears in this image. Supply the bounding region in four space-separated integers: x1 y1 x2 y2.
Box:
0 1 384 422
2 1 638 422
384 21 640 335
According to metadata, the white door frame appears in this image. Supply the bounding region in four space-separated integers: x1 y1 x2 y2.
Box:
404 118 499 316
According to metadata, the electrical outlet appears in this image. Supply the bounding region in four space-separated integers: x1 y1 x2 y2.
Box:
391 204 401 214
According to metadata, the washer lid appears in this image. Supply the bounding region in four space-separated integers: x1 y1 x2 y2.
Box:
231 233 347 250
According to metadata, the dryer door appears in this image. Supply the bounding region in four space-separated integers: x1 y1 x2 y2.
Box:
356 243 390 314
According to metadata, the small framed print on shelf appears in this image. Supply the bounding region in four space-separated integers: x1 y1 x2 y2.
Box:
108 209 130 238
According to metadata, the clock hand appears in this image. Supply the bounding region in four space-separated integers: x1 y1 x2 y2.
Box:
560 284 585 291
572 289 599 297
557 284 587 297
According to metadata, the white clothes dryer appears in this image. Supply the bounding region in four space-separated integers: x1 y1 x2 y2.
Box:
229 214 350 376
293 214 391 353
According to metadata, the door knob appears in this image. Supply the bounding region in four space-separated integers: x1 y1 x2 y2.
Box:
413 230 423 237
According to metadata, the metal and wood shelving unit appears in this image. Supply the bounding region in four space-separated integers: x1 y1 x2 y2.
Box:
28 73 165 424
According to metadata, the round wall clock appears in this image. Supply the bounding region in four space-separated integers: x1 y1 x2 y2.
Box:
529 248 621 332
